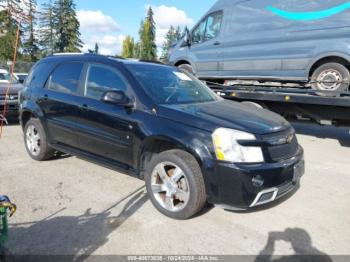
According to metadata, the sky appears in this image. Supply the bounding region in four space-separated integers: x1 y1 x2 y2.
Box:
41 0 216 55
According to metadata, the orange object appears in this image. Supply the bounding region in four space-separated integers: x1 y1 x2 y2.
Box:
0 24 20 138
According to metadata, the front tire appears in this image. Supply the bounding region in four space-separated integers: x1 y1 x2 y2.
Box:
311 62 350 96
24 118 54 161
145 150 207 220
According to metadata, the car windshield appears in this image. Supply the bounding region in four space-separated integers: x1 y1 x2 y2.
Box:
0 72 18 83
126 64 219 105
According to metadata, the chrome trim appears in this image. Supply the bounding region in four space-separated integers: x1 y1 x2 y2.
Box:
250 188 279 208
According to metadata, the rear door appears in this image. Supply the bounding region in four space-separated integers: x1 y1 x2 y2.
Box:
189 11 223 78
38 62 84 148
75 62 135 167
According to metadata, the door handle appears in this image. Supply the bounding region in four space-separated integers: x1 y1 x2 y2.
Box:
78 104 89 112
213 41 221 46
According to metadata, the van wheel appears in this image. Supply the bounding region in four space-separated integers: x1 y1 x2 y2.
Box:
24 118 54 161
145 150 206 220
311 63 350 96
178 64 195 75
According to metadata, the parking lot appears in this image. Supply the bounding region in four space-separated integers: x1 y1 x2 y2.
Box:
1 121 350 258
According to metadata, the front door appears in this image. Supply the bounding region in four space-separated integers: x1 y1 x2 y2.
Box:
75 63 135 167
189 11 223 78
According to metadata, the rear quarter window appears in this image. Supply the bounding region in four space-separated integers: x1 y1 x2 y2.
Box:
26 62 54 89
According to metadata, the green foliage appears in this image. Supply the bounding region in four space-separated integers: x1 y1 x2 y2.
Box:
121 36 134 58
134 41 141 59
139 7 157 60
39 0 56 55
0 10 19 61
23 0 39 61
53 0 83 53
161 25 182 60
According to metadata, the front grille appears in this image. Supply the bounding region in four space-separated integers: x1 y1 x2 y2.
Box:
0 94 18 101
262 128 299 162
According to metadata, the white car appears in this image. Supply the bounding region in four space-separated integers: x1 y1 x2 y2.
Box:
0 69 19 84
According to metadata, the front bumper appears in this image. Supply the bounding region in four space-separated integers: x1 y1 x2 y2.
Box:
208 146 304 210
0 99 19 114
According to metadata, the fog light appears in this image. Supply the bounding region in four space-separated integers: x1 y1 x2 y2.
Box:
252 175 264 187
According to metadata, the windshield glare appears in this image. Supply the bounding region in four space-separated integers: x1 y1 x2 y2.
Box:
126 64 219 105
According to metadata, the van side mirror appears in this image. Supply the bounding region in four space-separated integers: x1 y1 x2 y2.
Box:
102 90 134 108
181 28 191 47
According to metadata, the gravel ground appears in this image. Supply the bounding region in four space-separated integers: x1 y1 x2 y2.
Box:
0 121 349 259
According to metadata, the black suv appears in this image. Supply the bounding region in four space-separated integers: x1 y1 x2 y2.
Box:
19 54 304 219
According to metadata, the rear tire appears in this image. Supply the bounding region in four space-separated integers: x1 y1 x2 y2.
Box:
178 64 195 75
24 118 54 161
311 62 350 96
145 150 206 220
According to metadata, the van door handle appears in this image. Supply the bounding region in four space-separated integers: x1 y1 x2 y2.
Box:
79 104 89 112
213 41 221 46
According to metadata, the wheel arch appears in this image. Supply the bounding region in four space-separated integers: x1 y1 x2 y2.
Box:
137 136 206 178
308 53 350 77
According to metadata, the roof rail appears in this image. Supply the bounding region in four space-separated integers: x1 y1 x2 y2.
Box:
138 59 164 65
53 52 84 56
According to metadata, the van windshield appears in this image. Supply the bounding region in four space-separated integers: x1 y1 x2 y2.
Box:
126 64 219 105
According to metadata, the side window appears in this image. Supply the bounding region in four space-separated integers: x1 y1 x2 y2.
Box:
84 64 129 100
191 11 223 45
191 20 207 44
49 62 84 94
27 62 53 89
205 12 223 40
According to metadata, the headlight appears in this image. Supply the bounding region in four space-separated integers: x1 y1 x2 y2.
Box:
212 128 264 163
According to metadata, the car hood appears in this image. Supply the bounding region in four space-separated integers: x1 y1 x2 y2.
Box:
0 83 24 94
158 100 291 135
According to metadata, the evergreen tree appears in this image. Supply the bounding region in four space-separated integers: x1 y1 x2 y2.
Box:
94 42 99 54
0 0 24 21
39 0 55 55
175 26 182 40
134 41 141 59
53 0 83 53
88 43 99 54
0 10 18 61
161 25 175 59
121 35 134 58
161 25 183 60
23 0 39 61
0 0 25 61
139 7 157 60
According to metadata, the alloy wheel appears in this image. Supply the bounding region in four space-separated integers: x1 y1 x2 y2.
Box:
26 125 41 156
151 162 190 212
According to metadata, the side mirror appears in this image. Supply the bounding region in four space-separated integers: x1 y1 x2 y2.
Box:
181 28 191 47
102 90 134 108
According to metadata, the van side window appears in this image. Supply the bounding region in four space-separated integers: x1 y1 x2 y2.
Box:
49 62 84 94
191 11 223 45
192 20 206 44
84 64 129 100
205 12 223 40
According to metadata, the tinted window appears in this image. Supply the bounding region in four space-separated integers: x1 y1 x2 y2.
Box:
27 62 53 88
127 64 218 105
84 64 128 100
49 62 83 94
205 12 223 40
